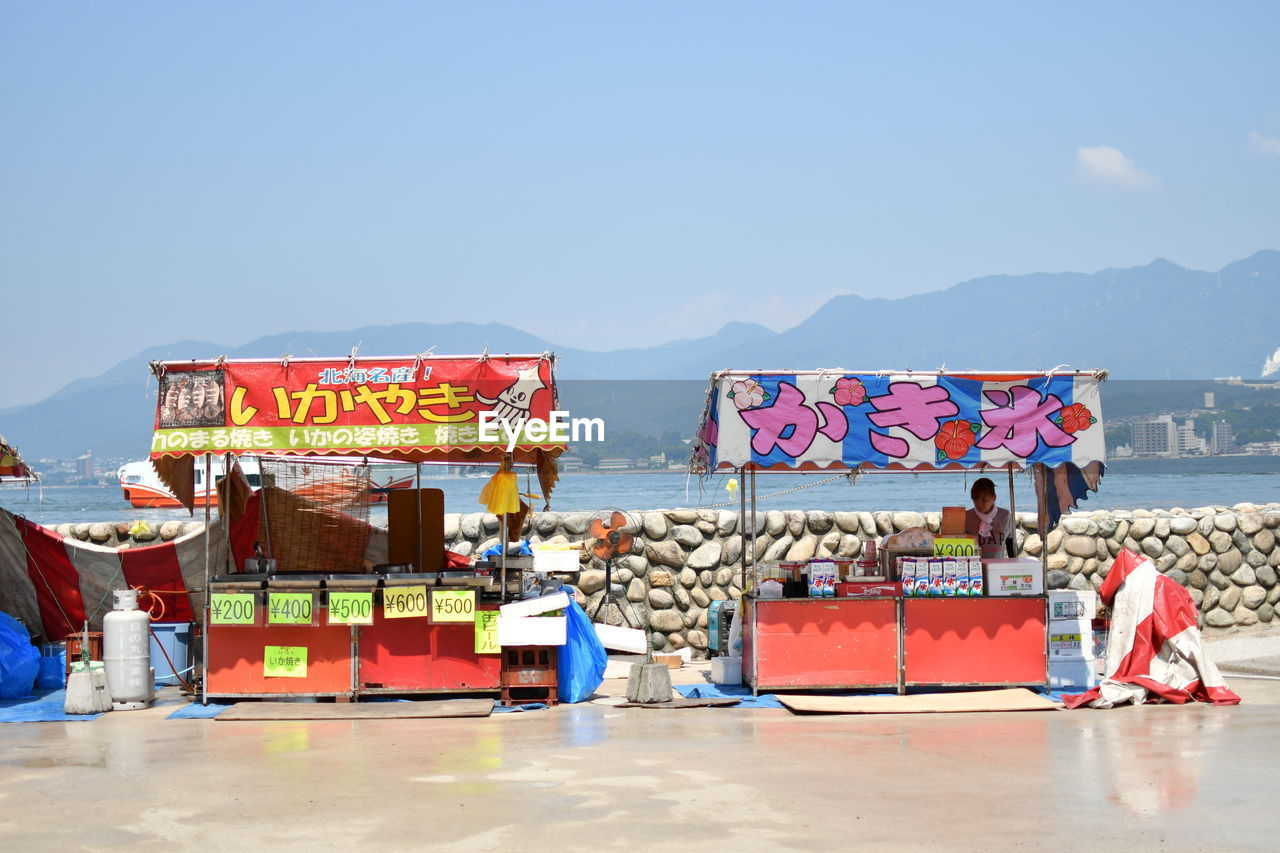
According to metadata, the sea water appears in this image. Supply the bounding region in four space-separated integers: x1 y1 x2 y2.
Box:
1 456 1278 526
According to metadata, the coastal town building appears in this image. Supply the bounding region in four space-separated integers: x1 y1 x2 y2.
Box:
1211 420 1236 454
1131 415 1178 456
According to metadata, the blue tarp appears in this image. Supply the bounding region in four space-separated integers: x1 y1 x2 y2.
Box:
0 688 104 722
167 701 233 719
674 683 786 709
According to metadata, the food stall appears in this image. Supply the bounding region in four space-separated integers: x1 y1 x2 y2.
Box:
690 369 1106 694
146 353 564 702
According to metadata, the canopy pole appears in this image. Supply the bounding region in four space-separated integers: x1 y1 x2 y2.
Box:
1007 466 1017 558
201 453 212 705
415 462 423 572
738 466 747 590
749 468 757 587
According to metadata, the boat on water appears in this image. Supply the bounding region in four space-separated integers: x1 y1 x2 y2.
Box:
116 457 415 508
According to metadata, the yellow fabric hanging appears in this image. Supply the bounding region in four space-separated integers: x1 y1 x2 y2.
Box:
478 462 521 515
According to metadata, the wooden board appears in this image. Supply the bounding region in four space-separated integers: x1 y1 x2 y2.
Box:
616 697 742 709
388 488 445 573
215 698 494 721
778 688 1060 715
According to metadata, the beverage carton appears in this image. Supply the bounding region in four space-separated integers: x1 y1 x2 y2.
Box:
928 559 944 597
942 559 958 597
899 558 917 597
968 557 984 597
914 562 930 597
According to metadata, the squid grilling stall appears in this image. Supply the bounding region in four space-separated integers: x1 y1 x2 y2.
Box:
147 353 564 702
691 369 1106 695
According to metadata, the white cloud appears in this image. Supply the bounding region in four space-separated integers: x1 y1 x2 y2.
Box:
1249 130 1280 157
1075 145 1160 190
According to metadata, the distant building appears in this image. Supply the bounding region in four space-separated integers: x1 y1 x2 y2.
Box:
1204 391 1215 409
596 457 631 471
1211 421 1235 454
76 450 94 479
1131 415 1177 456
559 456 583 472
1176 419 1205 455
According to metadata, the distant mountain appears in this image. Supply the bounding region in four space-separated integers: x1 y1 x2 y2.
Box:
688 250 1280 379
5 252 1277 460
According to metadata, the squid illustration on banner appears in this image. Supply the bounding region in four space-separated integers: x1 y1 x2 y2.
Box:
692 370 1106 473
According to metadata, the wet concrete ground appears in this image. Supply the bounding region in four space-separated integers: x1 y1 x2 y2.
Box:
3 667 1279 853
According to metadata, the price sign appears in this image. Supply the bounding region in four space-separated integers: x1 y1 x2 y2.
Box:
934 537 977 557
268 592 314 625
327 592 374 625
210 593 256 626
264 645 307 678
474 610 500 654
431 589 475 623
383 585 430 619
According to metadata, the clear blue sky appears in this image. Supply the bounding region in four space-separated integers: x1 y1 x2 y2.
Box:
2 2 1277 407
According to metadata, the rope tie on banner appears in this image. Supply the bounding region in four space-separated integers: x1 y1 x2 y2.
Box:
213 354 227 368
411 348 436 380
278 353 292 368
1042 363 1069 377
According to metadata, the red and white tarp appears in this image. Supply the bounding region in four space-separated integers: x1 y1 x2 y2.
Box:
1064 549 1241 709
0 510 224 640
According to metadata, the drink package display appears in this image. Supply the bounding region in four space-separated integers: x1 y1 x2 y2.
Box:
899 558 917 597
807 567 823 598
914 562 931 597
969 557 984 597
956 559 971 597
929 559 944 597
942 559 957 597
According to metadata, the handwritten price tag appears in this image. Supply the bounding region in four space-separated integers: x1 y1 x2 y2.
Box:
268 592 314 625
327 592 374 625
474 610 500 654
431 589 475 623
210 593 256 626
934 537 977 557
264 645 307 678
383 586 430 619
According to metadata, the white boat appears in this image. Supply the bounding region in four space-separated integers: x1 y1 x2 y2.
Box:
117 457 415 509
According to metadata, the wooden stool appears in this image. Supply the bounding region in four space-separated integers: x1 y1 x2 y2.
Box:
500 646 559 707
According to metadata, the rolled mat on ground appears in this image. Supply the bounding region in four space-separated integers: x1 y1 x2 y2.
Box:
1064 549 1241 709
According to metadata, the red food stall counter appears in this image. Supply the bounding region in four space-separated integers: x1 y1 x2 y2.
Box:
743 596 900 693
902 596 1047 687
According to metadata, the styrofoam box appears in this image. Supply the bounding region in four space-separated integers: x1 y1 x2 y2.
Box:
1049 590 1097 622
1049 658 1098 690
533 550 580 574
594 623 647 654
711 656 743 685
1049 618 1094 659
984 558 1044 596
497 614 567 647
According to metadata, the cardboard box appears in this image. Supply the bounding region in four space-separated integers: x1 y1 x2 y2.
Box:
711 655 742 684
1049 658 1098 690
1049 618 1093 659
1049 590 1098 622
940 506 967 535
984 558 1044 596
653 653 683 669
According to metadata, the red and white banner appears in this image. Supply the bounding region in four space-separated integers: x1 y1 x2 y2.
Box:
1064 549 1240 709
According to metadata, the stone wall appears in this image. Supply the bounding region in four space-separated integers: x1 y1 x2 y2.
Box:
57 501 1280 656
444 502 1280 654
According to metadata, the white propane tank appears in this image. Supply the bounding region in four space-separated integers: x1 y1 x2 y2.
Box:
103 589 154 710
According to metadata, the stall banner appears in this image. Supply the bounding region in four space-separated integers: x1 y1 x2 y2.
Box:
148 355 561 459
695 371 1105 471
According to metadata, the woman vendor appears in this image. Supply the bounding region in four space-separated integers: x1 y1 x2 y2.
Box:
965 477 1015 558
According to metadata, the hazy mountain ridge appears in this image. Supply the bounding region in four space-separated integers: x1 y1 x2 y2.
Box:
6 251 1277 459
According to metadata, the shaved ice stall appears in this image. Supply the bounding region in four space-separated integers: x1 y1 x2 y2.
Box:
147 353 566 702
691 369 1107 694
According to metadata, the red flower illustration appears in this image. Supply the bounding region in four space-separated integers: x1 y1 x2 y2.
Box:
1056 402 1096 434
934 419 980 461
831 377 867 407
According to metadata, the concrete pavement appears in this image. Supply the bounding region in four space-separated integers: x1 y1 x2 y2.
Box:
3 639 1279 853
